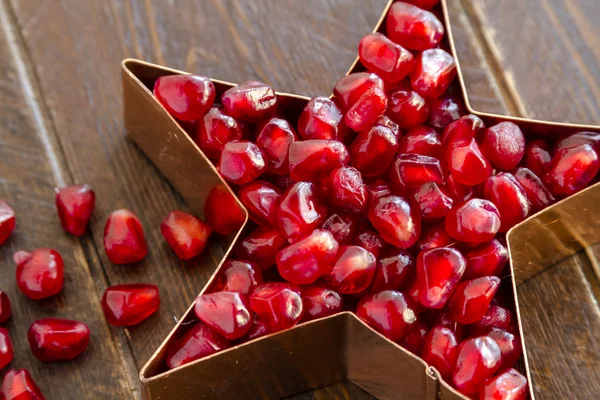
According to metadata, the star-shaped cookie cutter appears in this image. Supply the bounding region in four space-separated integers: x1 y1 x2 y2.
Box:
121 1 600 398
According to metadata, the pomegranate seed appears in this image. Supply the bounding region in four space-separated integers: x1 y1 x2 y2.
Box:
427 309 466 339
321 212 362 245
297 97 345 141
204 184 246 235
221 81 277 122
464 239 508 280
402 0 440 9
235 227 287 270
160 211 212 260
14 249 64 300
101 284 160 326
481 122 525 171
413 182 453 220
449 277 500 324
103 209 147 264
345 87 388 132
256 117 297 174
475 327 522 371
386 2 444 50
398 126 442 158
153 75 215 122
371 248 414 292
1 369 45 400
300 282 343 321
277 182 328 243
194 291 252 340
249 283 303 332
166 323 230 369
480 368 528 400
447 138 492 186
410 49 456 99
544 143 599 195
428 94 465 130
445 199 501 243
368 193 421 248
270 173 295 191
366 180 392 202
452 337 502 395
399 320 429 355
326 166 368 213
514 167 555 213
386 89 430 129
416 247 466 309
375 115 401 136
218 141 267 185
417 222 455 252
27 318 90 362
555 131 600 154
323 246 376 294
244 315 271 341
357 290 418 341
355 228 385 258
442 114 485 144
0 291 11 324
421 326 459 380
195 107 243 160
288 140 349 182
238 181 281 227
358 33 414 83
389 154 443 192
405 280 427 314
349 125 399 177
484 173 530 232
214 260 263 296
55 185 95 236
0 201 16 246
446 174 474 203
471 305 514 335
0 328 13 369
333 73 385 111
524 139 552 178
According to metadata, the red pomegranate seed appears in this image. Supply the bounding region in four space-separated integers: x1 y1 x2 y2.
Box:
221 81 277 122
481 122 525 171
399 320 429 355
349 125 399 177
235 227 288 270
166 323 230 369
388 154 443 192
244 315 271 341
357 290 418 341
14 249 64 300
475 327 522 372
277 182 328 243
160 211 212 260
1 369 45 400
249 283 303 331
375 115 401 136
0 291 11 324
421 326 459 379
0 328 13 369
204 184 246 235
442 114 485 145
449 277 501 324
417 222 455 252
195 107 243 160
345 87 388 132
484 173 530 232
154 74 215 122
269 173 295 191
471 305 514 335
405 280 427 314
288 140 349 182
256 117 297 174
402 0 440 9
55 185 95 236
101 284 160 326
355 228 385 258
555 131 600 154
386 89 430 129
321 212 363 245
398 126 442 158
327 166 368 213
386 2 444 51
27 318 90 362
428 94 465 130
427 309 466 339
333 72 385 111
446 174 474 203
323 246 376 294
416 247 466 309
0 201 16 246
300 282 343 321
514 167 555 212
413 182 453 220
214 260 263 296
480 368 528 400
368 193 421 248
103 209 147 264
544 143 599 195
366 179 392 202
297 97 345 141
464 239 508 280
371 248 414 292
447 138 492 186
524 139 552 178
410 49 456 99
452 337 502 395
358 33 415 83
218 141 267 185
194 291 252 340
238 181 281 227
445 199 501 243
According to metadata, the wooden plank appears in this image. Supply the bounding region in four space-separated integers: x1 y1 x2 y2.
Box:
0 4 132 399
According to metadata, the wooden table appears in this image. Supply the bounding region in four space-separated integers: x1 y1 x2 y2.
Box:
0 0 599 399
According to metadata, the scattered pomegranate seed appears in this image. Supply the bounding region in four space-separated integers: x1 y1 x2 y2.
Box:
464 239 508 280
452 336 502 395
160 211 212 260
256 117 297 174
235 227 287 270
154 74 215 122
514 167 555 213
484 173 530 232
524 139 552 178
386 2 444 51
323 245 376 294
398 126 442 158
204 184 246 236
166 323 230 369
221 81 277 122
27 318 90 362
413 182 453 220
249 283 303 332
344 87 388 132
475 327 522 372
238 181 282 227
428 94 465 130
103 209 147 264
358 33 415 83
357 290 418 341
321 212 362 245
218 141 267 185
389 154 443 192
214 260 263 296
371 248 414 292
349 125 399 177
14 249 64 300
417 222 455 252
375 115 401 136
447 138 492 186
421 326 459 380
410 49 456 99
481 122 525 171
327 166 368 213
480 368 528 400
416 247 466 309
449 277 500 324
277 182 328 243
0 291 11 324
386 89 430 129
544 143 599 195
195 107 243 160
244 315 271 341
194 291 252 340
300 282 343 321
0 201 16 246
555 131 600 154
333 73 385 112
446 174 474 203
1 369 45 400
0 328 13 369
470 305 514 335
55 185 95 236
368 193 421 248
399 320 429 355
445 199 501 243
442 114 485 144
297 97 345 141
101 284 160 326
427 309 466 340
355 228 385 258
405 280 427 314
288 140 349 182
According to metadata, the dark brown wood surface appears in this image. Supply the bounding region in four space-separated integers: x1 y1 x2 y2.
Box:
0 0 597 399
